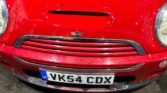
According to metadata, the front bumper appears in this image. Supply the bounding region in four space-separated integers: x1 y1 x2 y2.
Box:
15 73 159 92
0 43 166 92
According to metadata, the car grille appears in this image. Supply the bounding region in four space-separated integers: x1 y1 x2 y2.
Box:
14 35 145 57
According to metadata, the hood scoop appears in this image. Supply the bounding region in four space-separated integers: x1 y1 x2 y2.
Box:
49 10 110 16
46 9 114 37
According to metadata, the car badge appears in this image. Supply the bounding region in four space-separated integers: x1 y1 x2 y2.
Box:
71 31 82 38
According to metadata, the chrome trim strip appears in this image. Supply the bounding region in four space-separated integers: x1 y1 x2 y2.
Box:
15 72 159 92
14 35 146 55
14 56 145 73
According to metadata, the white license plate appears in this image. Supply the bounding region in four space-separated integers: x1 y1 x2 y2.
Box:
39 69 115 85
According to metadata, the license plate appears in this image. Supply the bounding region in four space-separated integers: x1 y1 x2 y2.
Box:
39 69 115 85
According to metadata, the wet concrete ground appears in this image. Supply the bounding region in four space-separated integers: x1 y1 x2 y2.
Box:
0 65 166 93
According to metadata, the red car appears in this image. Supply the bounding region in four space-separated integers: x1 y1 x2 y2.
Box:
0 0 167 92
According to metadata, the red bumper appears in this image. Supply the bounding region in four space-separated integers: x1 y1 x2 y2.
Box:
0 43 166 79
0 43 166 92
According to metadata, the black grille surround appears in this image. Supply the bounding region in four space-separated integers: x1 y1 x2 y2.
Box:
14 35 145 57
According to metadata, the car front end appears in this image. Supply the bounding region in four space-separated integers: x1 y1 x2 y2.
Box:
0 0 167 92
